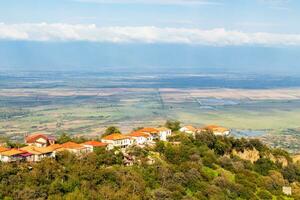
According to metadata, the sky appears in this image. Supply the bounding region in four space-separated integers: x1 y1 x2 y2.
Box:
0 0 300 73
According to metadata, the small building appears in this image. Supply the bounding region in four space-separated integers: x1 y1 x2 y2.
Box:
203 125 230 136
43 144 63 157
20 146 55 162
82 141 108 152
25 133 56 147
128 131 153 145
136 127 169 141
58 142 89 155
282 186 292 196
101 133 134 150
180 125 197 136
180 125 197 134
156 127 172 139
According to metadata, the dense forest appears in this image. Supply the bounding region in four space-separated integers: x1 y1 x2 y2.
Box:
0 130 300 200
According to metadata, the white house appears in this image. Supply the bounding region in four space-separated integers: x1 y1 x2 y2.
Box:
25 133 56 147
136 127 170 141
0 149 26 163
180 125 197 136
21 145 57 162
128 131 153 145
157 127 172 140
202 125 230 136
101 134 134 150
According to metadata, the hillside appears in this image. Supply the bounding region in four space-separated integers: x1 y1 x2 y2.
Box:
0 132 300 200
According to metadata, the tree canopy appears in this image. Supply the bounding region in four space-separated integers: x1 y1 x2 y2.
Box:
0 131 300 200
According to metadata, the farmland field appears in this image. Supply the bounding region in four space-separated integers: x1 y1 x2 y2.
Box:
0 71 300 152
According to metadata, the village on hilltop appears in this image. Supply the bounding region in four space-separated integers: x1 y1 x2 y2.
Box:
0 124 230 163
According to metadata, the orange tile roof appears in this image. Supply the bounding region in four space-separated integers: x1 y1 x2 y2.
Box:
0 146 8 153
128 132 151 138
0 149 24 156
138 128 159 133
21 146 43 155
21 145 57 154
82 141 108 147
204 125 229 132
61 142 86 150
46 144 62 151
102 133 131 141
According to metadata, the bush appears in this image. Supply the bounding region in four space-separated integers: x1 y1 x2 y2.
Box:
254 158 277 176
281 164 300 183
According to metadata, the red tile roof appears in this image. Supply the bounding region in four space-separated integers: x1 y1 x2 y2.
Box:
25 133 56 143
82 141 108 147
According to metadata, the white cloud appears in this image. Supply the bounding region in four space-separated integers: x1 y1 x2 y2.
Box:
1 22 300 46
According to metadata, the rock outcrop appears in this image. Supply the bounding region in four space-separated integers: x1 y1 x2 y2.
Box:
232 148 260 163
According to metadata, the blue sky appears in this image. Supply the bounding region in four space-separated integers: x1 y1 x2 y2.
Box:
1 0 299 32
0 0 299 72
0 0 300 44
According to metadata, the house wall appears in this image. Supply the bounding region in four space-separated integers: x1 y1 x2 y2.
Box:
83 145 94 153
159 131 167 141
133 136 147 145
213 130 230 136
0 155 10 162
101 139 133 149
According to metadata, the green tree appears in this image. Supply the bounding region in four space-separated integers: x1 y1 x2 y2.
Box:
281 164 300 183
56 133 72 144
254 158 277 176
165 120 181 132
103 126 121 137
155 141 165 153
